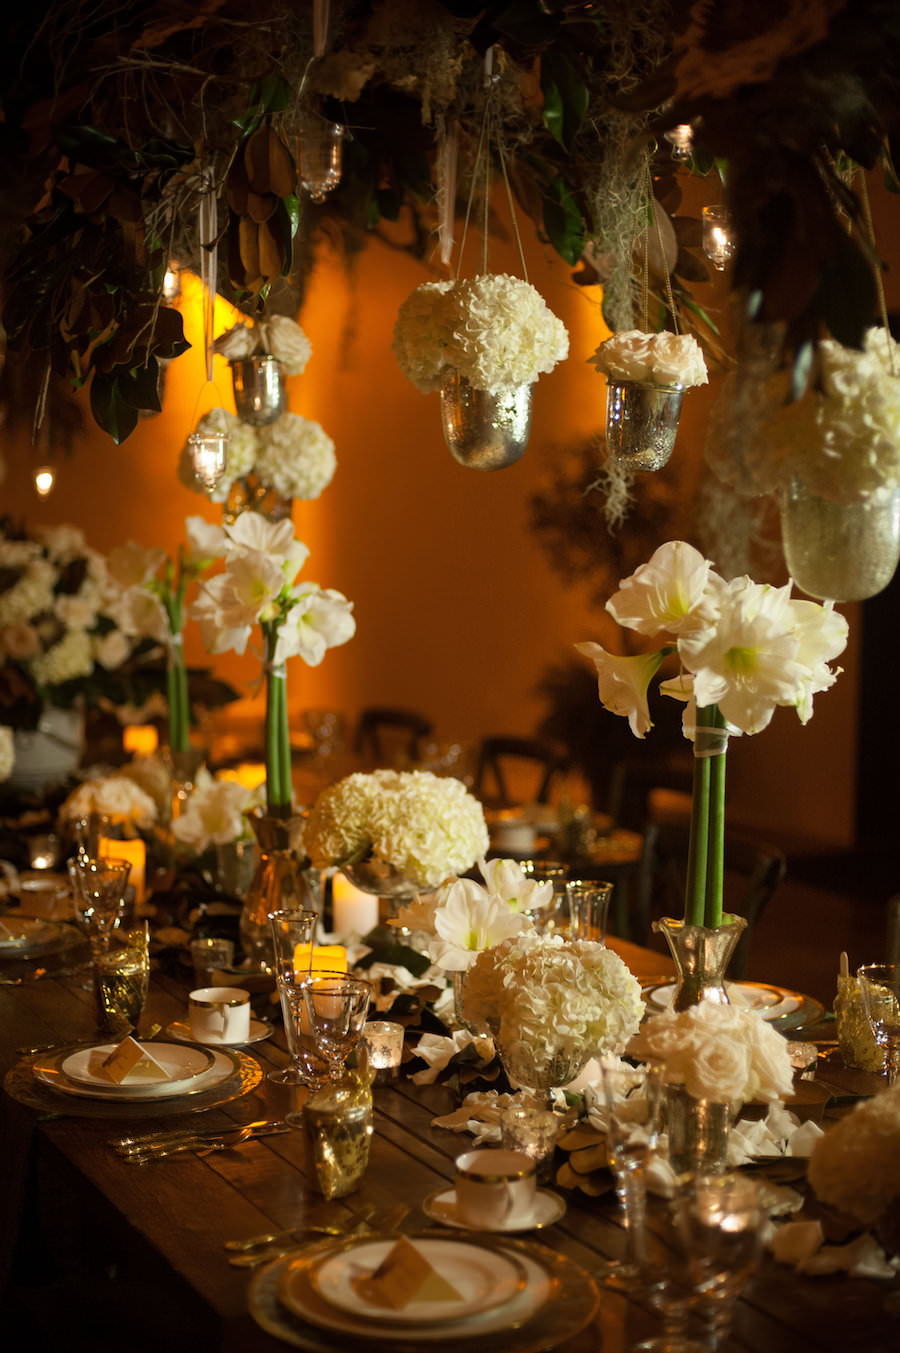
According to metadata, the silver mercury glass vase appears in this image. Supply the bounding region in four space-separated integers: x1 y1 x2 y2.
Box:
440 369 532 470
231 355 287 426
780 477 900 602
605 379 685 471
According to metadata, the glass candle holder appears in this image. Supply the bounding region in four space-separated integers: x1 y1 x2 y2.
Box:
500 1103 560 1183
362 1020 404 1082
28 833 60 870
187 432 227 492
702 205 736 270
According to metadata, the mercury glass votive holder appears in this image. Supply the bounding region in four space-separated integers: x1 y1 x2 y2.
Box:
500 1103 560 1183
28 833 60 870
362 1020 404 1082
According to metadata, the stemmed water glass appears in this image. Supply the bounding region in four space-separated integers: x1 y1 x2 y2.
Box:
67 856 132 955
596 1057 665 1290
857 963 900 1084
302 974 373 1081
268 908 318 1085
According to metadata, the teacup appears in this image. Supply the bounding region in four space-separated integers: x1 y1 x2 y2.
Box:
188 986 251 1044
455 1147 537 1228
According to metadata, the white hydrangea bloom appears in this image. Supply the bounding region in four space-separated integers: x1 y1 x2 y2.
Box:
254 413 337 500
443 274 569 393
808 1083 900 1225
392 280 457 392
31 629 94 685
60 774 158 828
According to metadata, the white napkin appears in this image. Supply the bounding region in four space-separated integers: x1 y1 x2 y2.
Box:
411 1031 494 1085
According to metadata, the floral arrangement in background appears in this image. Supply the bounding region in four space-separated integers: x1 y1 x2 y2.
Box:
171 771 257 854
392 857 553 970
59 772 158 831
577 541 848 927
628 1000 794 1106
461 931 644 1063
589 330 709 389
306 769 489 889
393 274 569 395
192 512 355 815
0 521 136 730
807 1083 900 1228
178 408 337 505
213 315 312 376
0 727 14 782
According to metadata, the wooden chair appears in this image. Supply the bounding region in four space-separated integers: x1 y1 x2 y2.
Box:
887 896 900 965
474 735 569 808
353 707 433 767
633 821 787 979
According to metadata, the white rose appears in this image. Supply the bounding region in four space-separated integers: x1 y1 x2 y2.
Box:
256 315 312 377
650 332 708 387
590 330 655 382
214 322 258 363
686 1034 750 1102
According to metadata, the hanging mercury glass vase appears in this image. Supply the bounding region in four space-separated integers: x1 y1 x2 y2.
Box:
231 355 287 426
440 370 532 470
779 477 900 602
224 471 293 525
605 379 685 471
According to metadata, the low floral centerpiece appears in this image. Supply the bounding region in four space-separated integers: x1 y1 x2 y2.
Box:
306 769 489 895
577 540 847 1004
459 931 644 1094
807 1083 900 1255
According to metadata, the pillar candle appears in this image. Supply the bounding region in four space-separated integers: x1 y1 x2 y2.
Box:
218 762 267 791
98 836 146 907
123 724 158 757
331 874 380 939
293 943 347 979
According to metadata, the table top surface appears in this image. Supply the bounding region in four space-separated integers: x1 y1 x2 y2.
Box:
1 931 898 1353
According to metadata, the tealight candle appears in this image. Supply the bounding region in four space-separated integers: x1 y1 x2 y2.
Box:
123 724 159 757
28 833 60 870
362 1020 404 1079
293 942 347 979
331 874 380 939
98 836 146 908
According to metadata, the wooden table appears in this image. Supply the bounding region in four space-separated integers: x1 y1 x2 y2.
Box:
1 937 898 1352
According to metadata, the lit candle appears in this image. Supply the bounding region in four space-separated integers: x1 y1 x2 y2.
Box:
331 874 380 939
123 724 159 757
362 1020 404 1076
98 836 147 907
293 942 347 979
218 762 267 791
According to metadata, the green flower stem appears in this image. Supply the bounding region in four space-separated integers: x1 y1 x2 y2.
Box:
685 704 715 928
167 642 189 754
264 624 291 817
706 705 727 928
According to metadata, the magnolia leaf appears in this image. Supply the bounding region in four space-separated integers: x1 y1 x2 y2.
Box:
90 371 139 444
283 193 301 240
116 358 162 413
238 216 260 278
644 198 678 278
246 190 277 223
244 125 295 198
543 175 585 266
540 50 589 151
256 217 283 279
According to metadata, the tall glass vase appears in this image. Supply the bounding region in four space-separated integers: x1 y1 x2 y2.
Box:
653 916 747 1010
240 809 319 970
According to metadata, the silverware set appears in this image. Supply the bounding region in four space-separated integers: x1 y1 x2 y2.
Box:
110 1118 289 1163
223 1204 410 1268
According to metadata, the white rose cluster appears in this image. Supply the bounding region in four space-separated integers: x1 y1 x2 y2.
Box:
306 769 489 889
214 315 312 377
627 1000 795 1106
589 329 709 388
462 932 644 1062
393 274 569 395
807 1082 900 1225
179 407 336 504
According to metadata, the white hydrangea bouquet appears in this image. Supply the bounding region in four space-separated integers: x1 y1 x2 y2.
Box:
628 1000 795 1106
60 773 159 832
393 274 569 395
178 407 336 505
461 932 644 1087
390 856 554 970
589 329 709 389
808 1083 900 1233
213 315 312 376
306 769 489 892
577 541 848 929
0 521 136 732
192 512 355 816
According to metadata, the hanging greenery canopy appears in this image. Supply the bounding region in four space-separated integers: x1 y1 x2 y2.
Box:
0 0 897 442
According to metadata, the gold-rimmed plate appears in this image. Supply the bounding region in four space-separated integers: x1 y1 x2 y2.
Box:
32 1044 240 1102
248 1231 599 1353
642 979 825 1032
60 1042 215 1090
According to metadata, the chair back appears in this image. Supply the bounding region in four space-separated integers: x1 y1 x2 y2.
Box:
353 707 433 768
634 821 786 980
474 735 568 808
887 896 900 965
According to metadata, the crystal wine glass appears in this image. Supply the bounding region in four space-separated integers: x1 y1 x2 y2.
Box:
268 908 318 1085
302 974 373 1082
277 967 349 1088
595 1057 665 1291
857 963 900 1084
67 856 132 955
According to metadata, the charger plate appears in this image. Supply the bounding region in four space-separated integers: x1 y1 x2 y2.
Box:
3 1046 262 1119
642 979 825 1032
249 1231 599 1353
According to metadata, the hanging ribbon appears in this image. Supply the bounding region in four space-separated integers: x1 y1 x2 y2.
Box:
199 170 217 385
438 119 458 267
313 0 330 58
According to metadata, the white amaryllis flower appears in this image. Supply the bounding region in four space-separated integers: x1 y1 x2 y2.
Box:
213 322 258 363
106 541 166 590
185 515 227 561
606 541 723 637
429 878 535 971
274 584 356 666
574 644 663 738
109 587 169 643
172 779 254 852
191 574 254 655
224 513 309 580
478 857 553 912
788 599 849 722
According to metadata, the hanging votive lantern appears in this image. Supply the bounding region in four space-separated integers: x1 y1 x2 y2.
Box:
664 124 694 160
33 465 56 497
605 379 685 471
779 477 900 602
187 431 228 492
296 115 344 203
702 206 736 271
231 355 287 426
440 369 532 471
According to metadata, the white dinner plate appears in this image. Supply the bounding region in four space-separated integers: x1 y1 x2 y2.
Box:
32 1046 240 1102
0 917 60 950
61 1042 214 1089
164 1018 273 1047
421 1187 566 1234
643 979 820 1026
278 1238 552 1342
309 1236 524 1325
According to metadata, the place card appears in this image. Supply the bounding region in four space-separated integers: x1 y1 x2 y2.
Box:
353 1236 462 1310
94 1035 172 1084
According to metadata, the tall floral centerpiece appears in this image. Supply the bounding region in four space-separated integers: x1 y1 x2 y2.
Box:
577 541 848 1005
192 511 355 964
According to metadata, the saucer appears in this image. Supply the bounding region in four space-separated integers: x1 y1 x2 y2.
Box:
422 1187 566 1233
164 1018 273 1047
